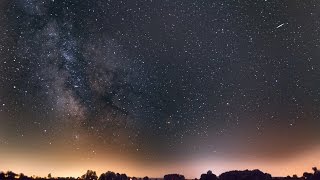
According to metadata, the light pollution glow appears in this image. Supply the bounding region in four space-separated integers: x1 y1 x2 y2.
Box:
1 145 320 178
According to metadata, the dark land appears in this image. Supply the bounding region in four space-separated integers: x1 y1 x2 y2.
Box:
1 167 320 180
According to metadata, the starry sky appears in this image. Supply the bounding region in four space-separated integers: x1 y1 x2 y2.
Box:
1 0 320 178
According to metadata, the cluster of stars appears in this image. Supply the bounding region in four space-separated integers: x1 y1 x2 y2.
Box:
0 0 320 168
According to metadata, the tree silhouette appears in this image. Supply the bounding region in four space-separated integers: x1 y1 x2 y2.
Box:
219 169 272 180
1 167 320 180
200 170 218 180
6 171 18 180
82 170 98 180
120 173 128 180
292 174 298 179
302 167 320 180
303 172 313 180
0 172 5 179
313 167 320 180
18 173 28 180
99 171 116 180
143 176 149 180
164 174 185 180
312 167 318 173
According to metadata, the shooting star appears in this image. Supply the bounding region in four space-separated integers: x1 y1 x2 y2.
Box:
276 23 285 29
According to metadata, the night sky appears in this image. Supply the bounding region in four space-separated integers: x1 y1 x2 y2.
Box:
1 0 320 178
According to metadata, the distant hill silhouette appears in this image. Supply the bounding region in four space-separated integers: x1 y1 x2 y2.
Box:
0 167 320 180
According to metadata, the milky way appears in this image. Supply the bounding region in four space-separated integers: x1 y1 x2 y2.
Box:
1 0 320 178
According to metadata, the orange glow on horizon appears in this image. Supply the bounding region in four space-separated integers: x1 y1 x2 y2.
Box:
1 145 320 179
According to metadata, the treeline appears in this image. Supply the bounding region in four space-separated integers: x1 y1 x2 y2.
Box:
1 167 320 180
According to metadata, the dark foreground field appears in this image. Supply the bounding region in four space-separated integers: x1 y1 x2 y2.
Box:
1 167 320 180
